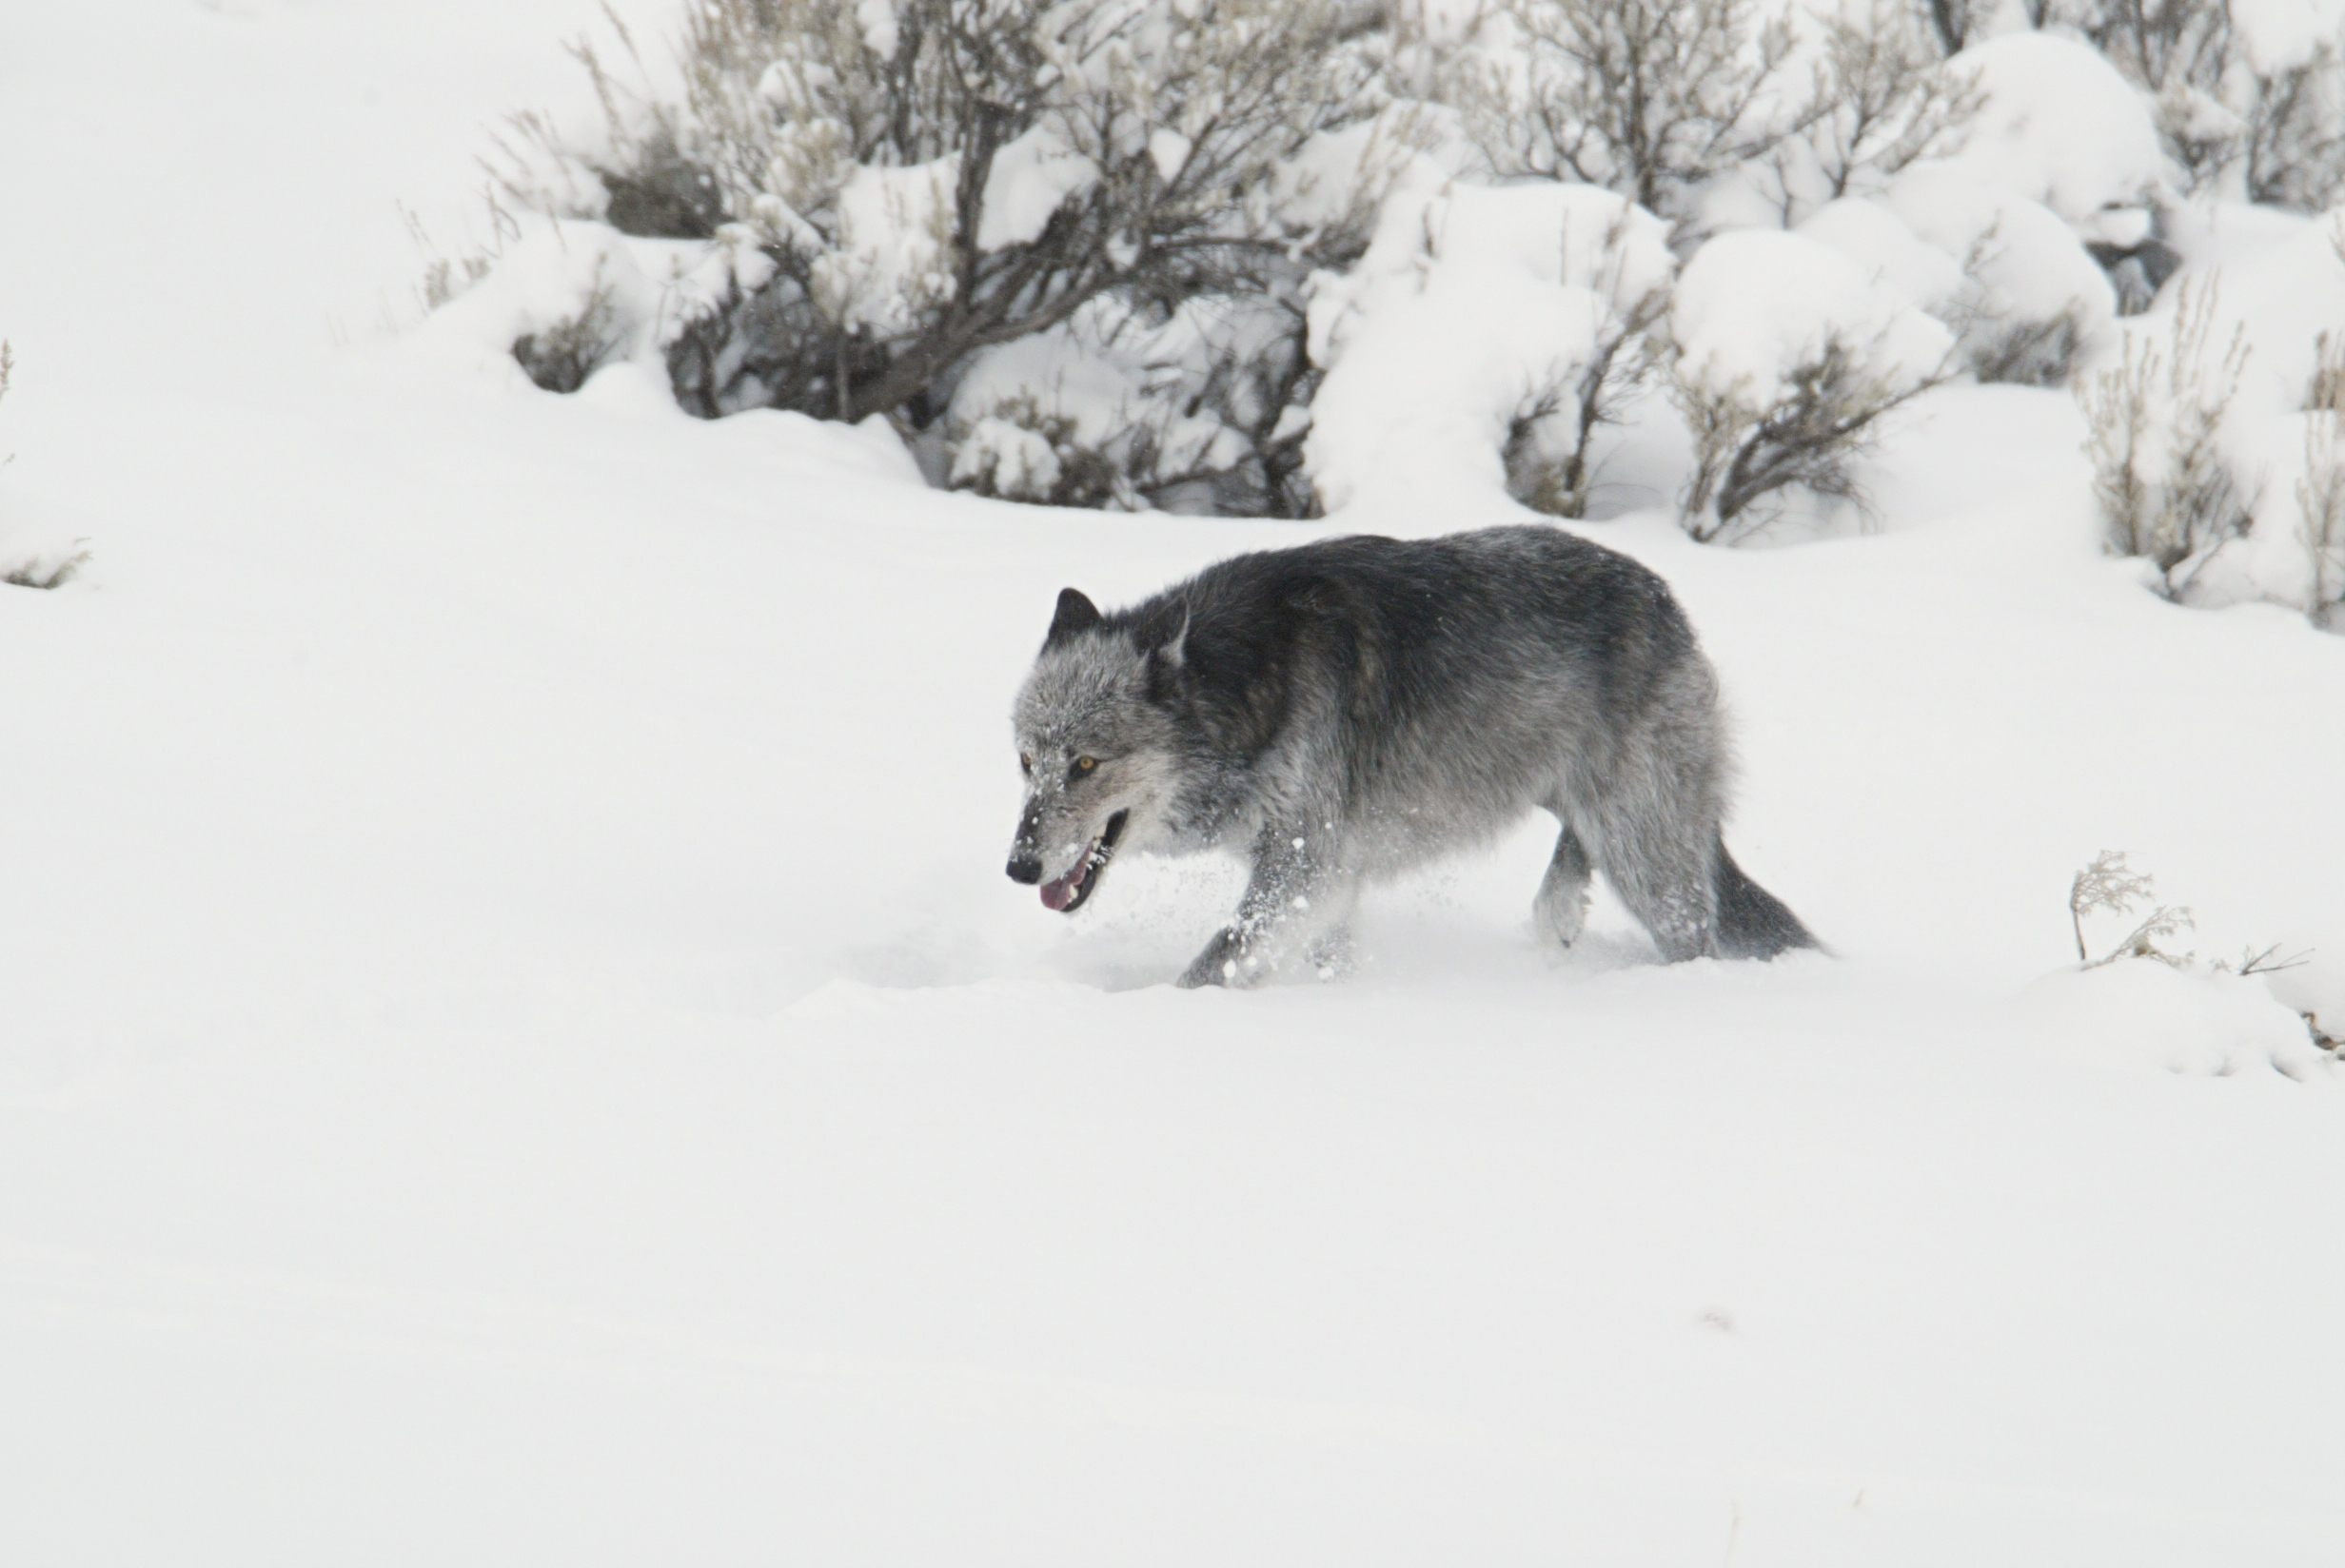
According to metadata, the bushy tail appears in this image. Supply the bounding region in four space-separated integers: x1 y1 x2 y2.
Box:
1713 837 1819 960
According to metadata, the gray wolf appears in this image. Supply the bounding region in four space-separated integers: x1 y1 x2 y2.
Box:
1004 524 1816 988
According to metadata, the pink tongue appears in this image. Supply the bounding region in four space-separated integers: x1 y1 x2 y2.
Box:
1038 844 1096 911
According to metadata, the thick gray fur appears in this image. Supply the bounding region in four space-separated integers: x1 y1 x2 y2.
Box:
1006 524 1817 988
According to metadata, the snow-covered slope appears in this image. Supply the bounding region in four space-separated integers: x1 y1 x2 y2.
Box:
2 5 2343 1564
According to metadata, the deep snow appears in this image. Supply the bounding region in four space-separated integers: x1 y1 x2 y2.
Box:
3 4 2345 1564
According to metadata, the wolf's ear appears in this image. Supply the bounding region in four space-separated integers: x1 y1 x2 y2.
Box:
1153 607 1190 670
1144 608 1190 704
1046 587 1101 646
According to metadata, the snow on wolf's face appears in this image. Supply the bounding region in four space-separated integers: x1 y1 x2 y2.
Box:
1006 623 1178 915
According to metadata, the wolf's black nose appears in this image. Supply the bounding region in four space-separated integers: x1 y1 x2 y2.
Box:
1006 856 1042 885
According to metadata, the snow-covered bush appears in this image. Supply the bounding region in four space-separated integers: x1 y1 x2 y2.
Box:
1798 168 2118 386
2068 849 2194 969
0 343 90 592
1502 282 1669 519
487 0 1396 512
2240 36 2345 211
948 286 1318 513
3 547 89 591
948 394 1128 507
417 220 770 402
2294 393 2345 629
2287 322 2345 627
1452 0 1793 219
1454 0 1969 228
2035 850 2333 1078
1891 32 2174 315
2083 218 2345 621
2024 0 2345 211
1303 179 1676 514
510 267 627 394
1935 33 2171 239
2020 0 2232 191
1716 0 1980 228
1668 227 1955 539
2082 272 2252 597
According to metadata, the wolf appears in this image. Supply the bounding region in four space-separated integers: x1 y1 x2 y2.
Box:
1005 524 1816 988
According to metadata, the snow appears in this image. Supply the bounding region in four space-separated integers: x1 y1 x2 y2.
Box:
2020 960 2333 1078
2141 214 2345 611
811 158 961 332
857 0 901 60
1944 32 2172 230
1307 179 1674 509
1882 165 2119 338
946 293 1277 501
952 413 1066 498
2 4 2345 1565
1796 196 1969 313
976 124 1099 251
2231 0 2345 70
1670 228 1955 404
1147 126 1192 182
409 219 759 388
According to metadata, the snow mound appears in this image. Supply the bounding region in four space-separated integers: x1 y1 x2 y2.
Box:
2232 0 2345 71
409 220 767 390
2020 961 2335 1080
0 484 93 589
1945 33 2171 236
2151 216 2345 612
705 408 928 489
1304 179 1673 511
1270 106 1469 245
1796 197 1969 313
1671 228 1954 407
1879 164 2120 378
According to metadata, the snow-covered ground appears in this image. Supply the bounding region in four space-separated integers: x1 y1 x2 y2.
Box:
3 5 2344 1563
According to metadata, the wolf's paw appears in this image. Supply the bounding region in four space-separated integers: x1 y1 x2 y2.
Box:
1176 929 1269 990
1304 923 1356 982
1530 887 1590 950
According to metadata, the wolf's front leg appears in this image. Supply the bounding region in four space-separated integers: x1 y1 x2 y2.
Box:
1176 827 1351 989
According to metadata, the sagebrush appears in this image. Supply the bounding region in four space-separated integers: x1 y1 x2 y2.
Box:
2081 272 2252 598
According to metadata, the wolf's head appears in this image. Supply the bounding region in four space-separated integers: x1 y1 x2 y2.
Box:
1006 586 1186 912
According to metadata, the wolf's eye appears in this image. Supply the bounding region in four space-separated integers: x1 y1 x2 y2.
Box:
1075 755 1097 774
1019 754 1032 774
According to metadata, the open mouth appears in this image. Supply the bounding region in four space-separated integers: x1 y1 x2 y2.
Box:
1039 811 1128 913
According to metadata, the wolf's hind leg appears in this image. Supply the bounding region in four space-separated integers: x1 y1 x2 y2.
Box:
1589 802 1721 964
1531 820 1593 949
